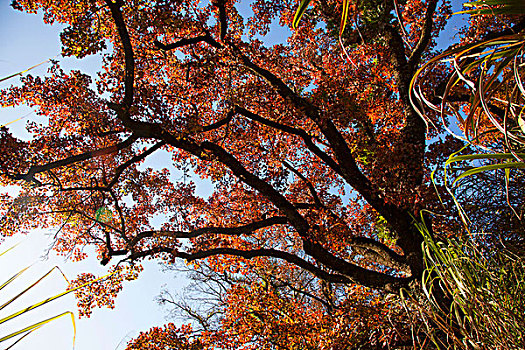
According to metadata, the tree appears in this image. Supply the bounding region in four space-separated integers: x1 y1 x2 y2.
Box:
140 261 416 349
0 0 517 347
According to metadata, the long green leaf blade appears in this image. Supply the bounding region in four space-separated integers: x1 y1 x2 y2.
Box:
292 0 312 29
339 0 351 36
446 153 525 165
453 162 525 184
0 311 75 344
0 271 115 325
0 266 68 312
0 267 31 293
0 59 51 84
0 244 19 257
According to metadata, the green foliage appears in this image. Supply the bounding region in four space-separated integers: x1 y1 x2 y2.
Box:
406 219 525 349
357 0 389 27
292 0 389 38
95 206 113 223
411 33 525 145
411 9 525 334
0 246 75 347
458 0 525 15
292 0 353 36
375 215 396 244
292 0 313 29
445 152 525 184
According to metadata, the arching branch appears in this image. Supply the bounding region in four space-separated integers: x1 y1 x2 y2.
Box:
10 135 138 184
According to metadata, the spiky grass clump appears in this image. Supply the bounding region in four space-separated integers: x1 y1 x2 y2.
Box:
406 220 525 349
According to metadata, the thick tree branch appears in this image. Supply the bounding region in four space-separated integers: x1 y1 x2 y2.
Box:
228 57 413 239
233 105 342 175
408 0 439 69
109 188 128 241
201 109 234 132
121 245 410 292
301 240 410 291
153 29 407 240
282 160 323 207
154 34 221 51
118 213 410 290
348 237 410 273
104 0 135 110
228 43 315 117
211 0 228 41
178 248 350 283
199 140 310 233
139 34 421 281
12 135 138 184
128 216 289 247
101 4 427 289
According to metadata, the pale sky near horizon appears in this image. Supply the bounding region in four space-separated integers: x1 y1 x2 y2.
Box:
0 0 468 348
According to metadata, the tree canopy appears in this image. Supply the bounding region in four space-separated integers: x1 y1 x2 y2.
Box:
1 0 523 348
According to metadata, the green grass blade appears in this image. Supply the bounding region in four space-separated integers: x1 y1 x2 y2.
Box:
3 329 35 350
0 59 51 84
0 244 20 257
457 0 525 15
0 311 75 344
292 0 312 29
453 162 525 184
445 153 525 165
339 0 351 36
0 271 115 325
457 8 525 15
0 267 31 293
0 266 68 312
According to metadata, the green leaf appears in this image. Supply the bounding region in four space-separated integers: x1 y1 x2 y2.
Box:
0 271 116 325
0 266 68 312
0 312 75 344
453 161 525 184
445 153 525 165
457 0 525 15
0 267 31 299
292 0 312 29
95 206 113 223
339 0 351 36
0 244 19 257
0 59 52 84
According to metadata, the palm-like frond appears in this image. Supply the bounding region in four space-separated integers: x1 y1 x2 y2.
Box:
411 31 525 180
